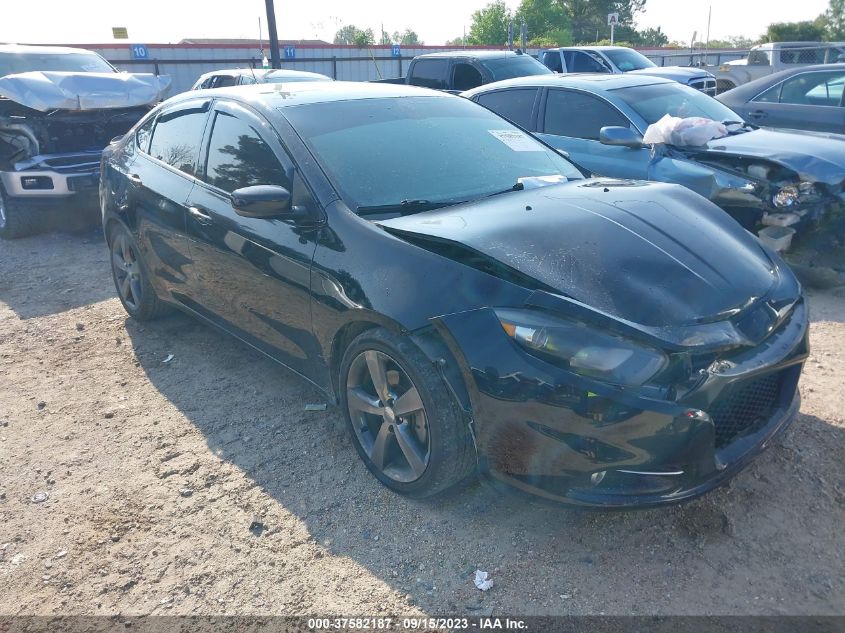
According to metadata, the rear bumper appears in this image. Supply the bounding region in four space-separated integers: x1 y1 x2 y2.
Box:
434 300 809 508
1 151 101 198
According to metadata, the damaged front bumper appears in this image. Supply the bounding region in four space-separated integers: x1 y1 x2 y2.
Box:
0 151 101 197
433 299 809 509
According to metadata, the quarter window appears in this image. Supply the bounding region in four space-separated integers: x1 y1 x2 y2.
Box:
476 89 538 129
148 108 208 175
544 90 629 140
203 111 291 193
136 117 155 153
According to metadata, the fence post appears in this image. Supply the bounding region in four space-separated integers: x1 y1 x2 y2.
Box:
154 59 160 75
398 57 403 77
332 56 337 79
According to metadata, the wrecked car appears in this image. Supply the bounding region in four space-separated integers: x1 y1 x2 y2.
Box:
101 82 807 508
0 44 170 239
463 74 845 247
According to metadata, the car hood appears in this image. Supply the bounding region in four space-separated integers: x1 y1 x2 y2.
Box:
703 128 845 185
377 180 780 329
629 66 712 81
0 71 171 112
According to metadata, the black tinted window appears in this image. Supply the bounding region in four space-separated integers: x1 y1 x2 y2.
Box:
481 55 552 80
409 59 449 89
568 51 609 73
452 63 483 91
544 90 629 140
542 51 563 72
148 108 208 175
476 89 538 129
204 112 290 193
136 117 155 152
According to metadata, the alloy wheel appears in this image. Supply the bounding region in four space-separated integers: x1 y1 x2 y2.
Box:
111 232 143 311
346 350 430 483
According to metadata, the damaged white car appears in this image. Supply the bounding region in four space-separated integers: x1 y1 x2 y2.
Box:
0 44 170 239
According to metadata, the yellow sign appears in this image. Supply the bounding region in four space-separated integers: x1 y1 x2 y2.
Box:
112 27 129 39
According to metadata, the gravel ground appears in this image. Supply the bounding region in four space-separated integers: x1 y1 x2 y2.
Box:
0 229 843 617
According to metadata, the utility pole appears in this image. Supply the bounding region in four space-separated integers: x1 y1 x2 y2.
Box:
265 0 281 69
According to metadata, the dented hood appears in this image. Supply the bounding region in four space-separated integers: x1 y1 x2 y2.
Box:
377 180 779 328
702 128 845 185
0 71 171 111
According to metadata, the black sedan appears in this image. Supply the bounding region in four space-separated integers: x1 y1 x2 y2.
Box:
717 63 845 134
100 82 808 508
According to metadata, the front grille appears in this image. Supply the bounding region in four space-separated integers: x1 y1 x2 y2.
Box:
709 372 783 449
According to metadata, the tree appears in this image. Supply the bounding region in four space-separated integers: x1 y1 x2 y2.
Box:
635 26 668 46
333 25 375 46
445 36 467 46
822 0 845 39
763 20 824 42
393 29 423 45
467 0 512 45
564 0 647 45
515 0 571 44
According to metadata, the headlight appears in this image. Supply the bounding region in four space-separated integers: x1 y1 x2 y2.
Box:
495 309 668 386
773 185 799 208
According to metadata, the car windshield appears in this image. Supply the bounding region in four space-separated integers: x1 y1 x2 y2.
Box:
283 96 581 212
0 51 115 77
604 48 656 71
611 82 742 124
480 55 553 80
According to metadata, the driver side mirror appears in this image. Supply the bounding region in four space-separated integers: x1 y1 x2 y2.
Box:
231 185 294 219
599 126 644 149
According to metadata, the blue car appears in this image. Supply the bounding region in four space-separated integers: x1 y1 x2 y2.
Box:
463 74 845 229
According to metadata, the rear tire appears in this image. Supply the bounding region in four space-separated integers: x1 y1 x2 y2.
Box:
0 185 40 240
108 223 171 321
339 327 476 498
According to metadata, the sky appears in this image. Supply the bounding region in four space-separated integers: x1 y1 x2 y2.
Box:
0 0 832 46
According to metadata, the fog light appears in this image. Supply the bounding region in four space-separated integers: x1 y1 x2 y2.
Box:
590 471 606 486
21 176 54 190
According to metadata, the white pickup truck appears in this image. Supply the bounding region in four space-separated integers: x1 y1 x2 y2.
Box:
709 42 845 92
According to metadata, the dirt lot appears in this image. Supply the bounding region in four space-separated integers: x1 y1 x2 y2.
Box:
0 228 843 617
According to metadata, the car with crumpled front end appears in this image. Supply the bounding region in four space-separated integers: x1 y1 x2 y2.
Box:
0 44 170 239
100 81 808 508
464 73 845 233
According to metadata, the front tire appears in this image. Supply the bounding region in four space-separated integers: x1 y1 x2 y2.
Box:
339 327 476 498
108 223 171 321
0 185 40 240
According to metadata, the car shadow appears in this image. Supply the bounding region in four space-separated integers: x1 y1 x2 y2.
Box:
0 228 115 319
124 308 845 615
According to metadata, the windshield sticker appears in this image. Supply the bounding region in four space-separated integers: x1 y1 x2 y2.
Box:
488 129 543 151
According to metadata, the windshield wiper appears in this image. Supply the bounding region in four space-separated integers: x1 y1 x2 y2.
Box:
356 199 463 217
483 181 525 199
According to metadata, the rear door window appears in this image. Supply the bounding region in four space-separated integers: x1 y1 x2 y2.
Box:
452 62 483 91
409 59 449 89
148 106 209 176
542 51 563 72
476 88 539 129
544 89 630 140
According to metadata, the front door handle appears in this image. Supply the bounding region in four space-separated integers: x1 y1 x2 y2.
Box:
748 109 767 119
188 206 213 226
127 173 142 185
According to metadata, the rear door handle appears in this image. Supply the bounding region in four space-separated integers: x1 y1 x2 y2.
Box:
127 173 142 185
188 206 213 226
748 110 767 119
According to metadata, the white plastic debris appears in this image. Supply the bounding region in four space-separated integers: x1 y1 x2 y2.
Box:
31 491 49 503
762 212 800 227
162 354 174 364
474 569 494 591
643 114 728 147
304 403 327 411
